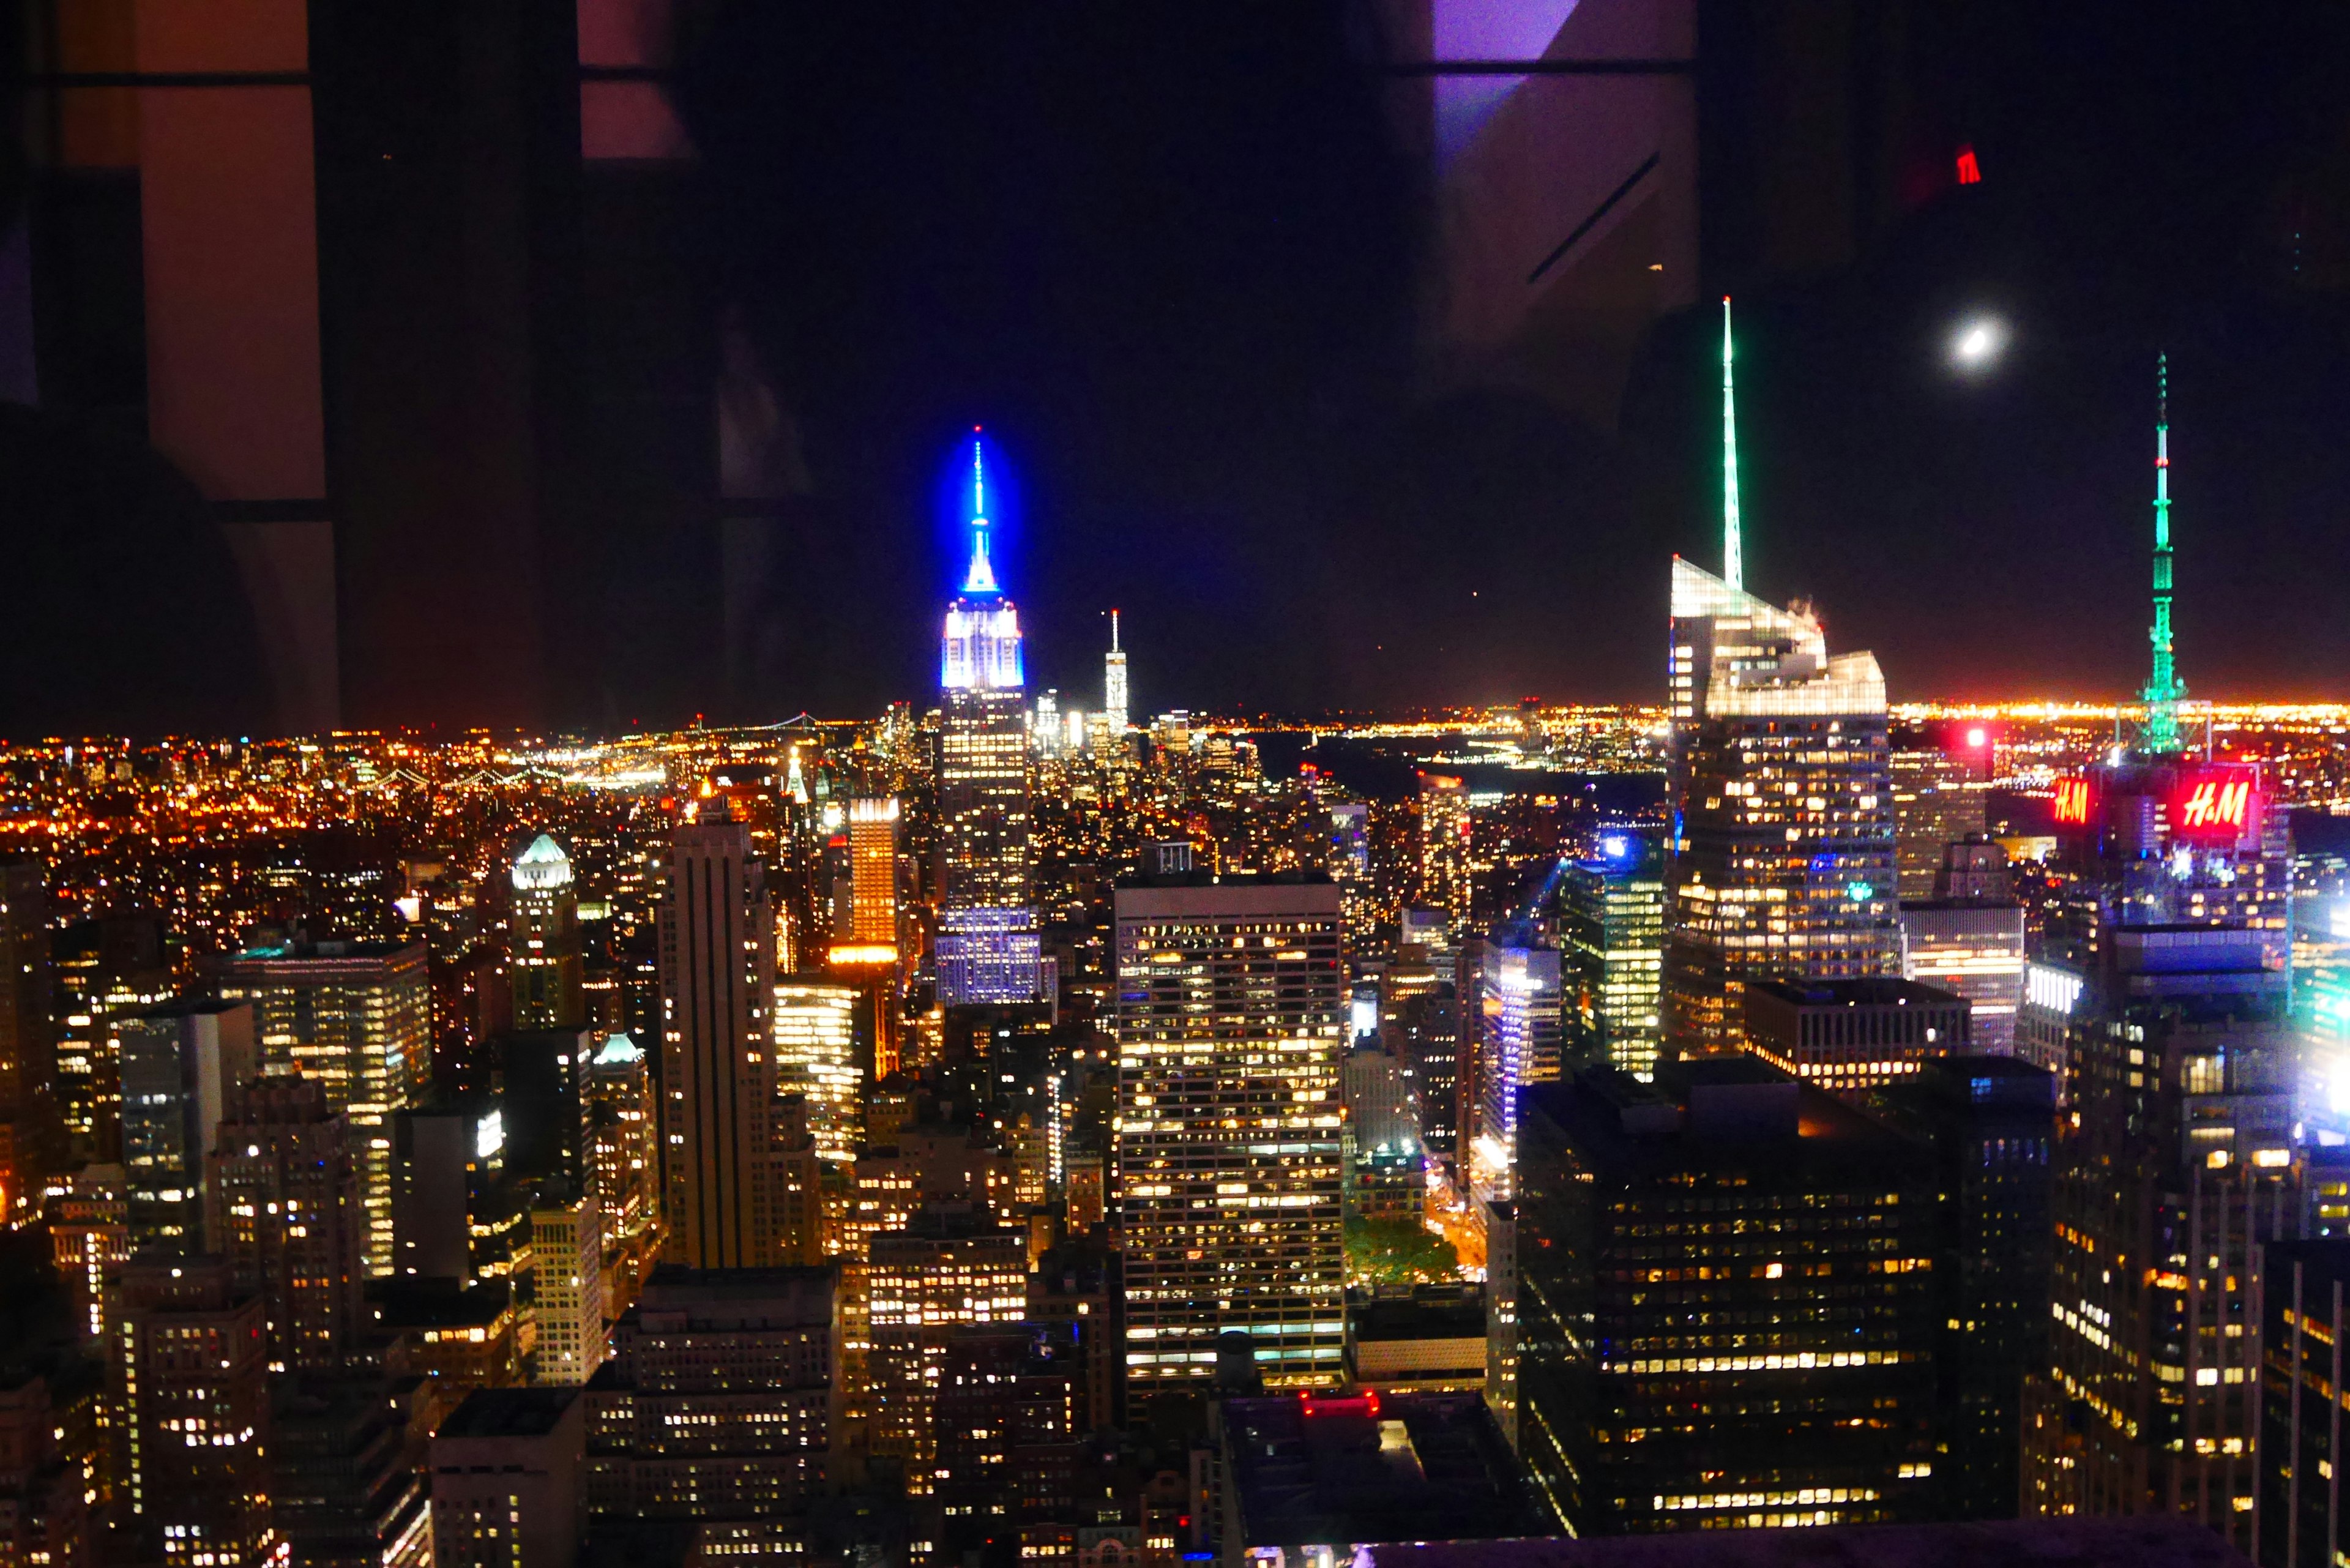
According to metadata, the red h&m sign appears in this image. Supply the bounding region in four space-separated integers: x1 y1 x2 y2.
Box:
2169 764 2261 843
2053 777 2095 827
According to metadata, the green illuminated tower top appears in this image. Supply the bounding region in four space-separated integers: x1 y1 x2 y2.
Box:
2139 354 2185 754
1721 296 1744 592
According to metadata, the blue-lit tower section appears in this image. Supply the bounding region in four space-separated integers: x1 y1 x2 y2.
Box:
936 433 1045 1007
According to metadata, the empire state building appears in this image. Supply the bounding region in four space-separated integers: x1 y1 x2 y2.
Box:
936 433 1045 1006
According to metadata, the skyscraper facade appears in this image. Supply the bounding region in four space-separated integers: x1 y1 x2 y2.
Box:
1114 873 1346 1394
1468 930 1561 1206
843 797 901 959
657 811 782 1269
1104 608 1130 739
937 436 1043 1007
211 940 430 1276
510 835 586 1031
2020 384 2297 1550
0 860 53 1225
1512 1059 1939 1536
1559 830 1666 1081
206 1073 362 1373
1663 558 1899 1055
770 980 864 1165
119 999 255 1253
1899 840 2027 1056
115 1256 276 1568
1417 774 1472 939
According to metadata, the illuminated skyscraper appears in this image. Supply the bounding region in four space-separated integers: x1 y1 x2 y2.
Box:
211 940 432 1277
2016 394 2296 1549
1418 774 1472 939
528 1189 606 1385
587 1033 657 1275
1559 830 1666 1081
1104 608 1130 738
841 797 901 960
865 1209 1029 1490
1663 304 1898 1056
1899 840 2026 1055
937 433 1043 1006
657 810 783 1269
1663 559 1898 1054
1468 928 1561 1206
510 835 586 1031
1115 872 1346 1394
771 980 863 1163
1890 749 1987 902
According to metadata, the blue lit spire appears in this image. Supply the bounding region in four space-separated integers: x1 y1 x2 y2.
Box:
961 429 1000 596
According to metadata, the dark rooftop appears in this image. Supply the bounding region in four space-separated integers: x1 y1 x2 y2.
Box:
1747 976 1969 1010
1222 1391 1543 1551
435 1386 578 1441
1346 1517 2247 1567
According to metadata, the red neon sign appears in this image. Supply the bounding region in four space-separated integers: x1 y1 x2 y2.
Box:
2053 777 2094 827
2171 765 2259 842
1955 145 1982 185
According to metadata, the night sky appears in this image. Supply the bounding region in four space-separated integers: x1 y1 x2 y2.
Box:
6 2 2350 733
680 1 2350 717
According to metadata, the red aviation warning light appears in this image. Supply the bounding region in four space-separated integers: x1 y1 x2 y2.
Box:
2053 777 2095 827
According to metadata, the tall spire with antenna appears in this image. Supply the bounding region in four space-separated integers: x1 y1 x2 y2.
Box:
961 428 999 596
1721 296 1744 592
2139 356 2185 754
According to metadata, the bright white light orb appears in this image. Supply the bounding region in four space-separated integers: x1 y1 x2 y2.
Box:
1951 317 2007 370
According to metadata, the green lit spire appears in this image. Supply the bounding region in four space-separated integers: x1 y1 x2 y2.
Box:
1721 296 1743 592
2139 354 2185 754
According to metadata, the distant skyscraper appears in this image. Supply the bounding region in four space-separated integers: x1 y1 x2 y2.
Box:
1468 928 1561 1206
658 810 782 1269
0 860 53 1225
1115 872 1346 1393
118 999 255 1253
206 1072 362 1373
50 910 172 1163
1663 558 1898 1054
211 939 432 1277
1899 840 2026 1055
510 835 586 1031
1890 749 1988 902
587 1033 657 1279
1418 774 1472 938
771 980 864 1164
841 797 901 960
937 434 1043 1006
1104 608 1130 738
1559 829 1665 1081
